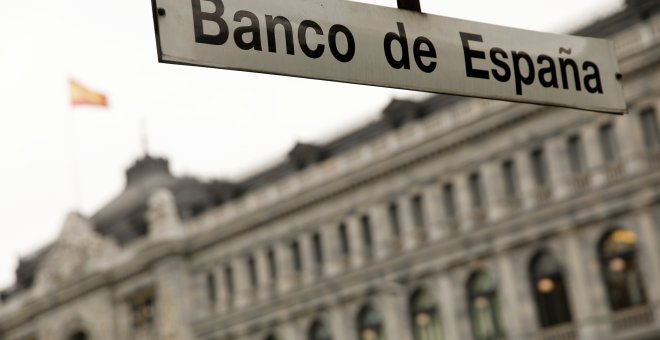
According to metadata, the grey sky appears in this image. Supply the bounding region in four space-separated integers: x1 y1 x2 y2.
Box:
0 0 623 288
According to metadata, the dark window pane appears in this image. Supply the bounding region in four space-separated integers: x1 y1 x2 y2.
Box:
443 183 457 218
469 173 484 208
312 232 324 265
530 252 572 327
247 256 258 288
225 266 234 295
412 194 425 228
599 123 619 162
361 215 373 247
567 135 586 174
641 108 660 149
388 202 401 236
502 160 518 197
339 223 350 256
599 229 647 310
531 148 548 186
267 248 277 279
291 241 302 272
207 272 217 303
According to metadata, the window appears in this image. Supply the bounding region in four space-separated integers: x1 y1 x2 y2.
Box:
599 123 619 163
640 108 660 149
357 304 383 340
502 160 518 198
225 266 235 297
128 289 156 330
291 240 303 272
388 202 401 237
339 223 350 256
567 135 587 174
309 319 333 340
529 252 572 328
207 272 217 303
467 271 504 340
530 148 548 186
412 194 425 228
312 232 324 265
599 229 647 311
247 256 258 288
410 289 444 340
443 183 457 219
469 172 484 209
265 334 277 340
69 331 88 340
361 215 373 248
267 248 278 280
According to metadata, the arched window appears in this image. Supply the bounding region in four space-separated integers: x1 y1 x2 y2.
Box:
69 330 88 340
309 319 332 340
409 289 443 340
599 229 647 311
529 251 572 328
357 304 384 340
467 271 504 340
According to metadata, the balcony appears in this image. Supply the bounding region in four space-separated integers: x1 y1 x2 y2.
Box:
537 323 577 340
611 305 654 333
533 186 552 203
569 173 590 190
605 162 624 181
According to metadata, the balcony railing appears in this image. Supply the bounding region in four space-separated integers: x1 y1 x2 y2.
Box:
569 173 590 190
538 323 577 340
533 186 552 203
611 305 654 333
605 162 624 181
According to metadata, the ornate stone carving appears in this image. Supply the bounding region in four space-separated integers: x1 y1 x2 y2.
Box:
34 212 118 292
147 188 182 237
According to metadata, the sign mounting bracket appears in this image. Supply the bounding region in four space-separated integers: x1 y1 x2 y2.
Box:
397 0 421 12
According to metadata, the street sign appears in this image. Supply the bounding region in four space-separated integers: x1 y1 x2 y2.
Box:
151 0 626 114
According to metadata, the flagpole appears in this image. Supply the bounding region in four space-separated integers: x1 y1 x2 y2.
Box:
67 96 82 211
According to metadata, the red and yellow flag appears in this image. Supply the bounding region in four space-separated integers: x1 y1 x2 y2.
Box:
69 79 108 107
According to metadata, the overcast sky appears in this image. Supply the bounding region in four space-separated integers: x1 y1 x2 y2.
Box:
0 0 624 288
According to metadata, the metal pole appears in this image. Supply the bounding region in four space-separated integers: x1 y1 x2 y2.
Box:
397 0 421 12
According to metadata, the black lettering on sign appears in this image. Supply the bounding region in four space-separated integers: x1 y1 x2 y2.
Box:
459 32 489 79
233 11 262 51
191 0 228 45
459 31 605 96
413 37 437 73
298 20 325 59
266 15 295 55
328 25 355 63
384 23 410 70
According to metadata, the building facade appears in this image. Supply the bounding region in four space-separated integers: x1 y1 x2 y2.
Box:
3 1 660 339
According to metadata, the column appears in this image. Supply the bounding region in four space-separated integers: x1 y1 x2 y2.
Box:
216 264 229 314
329 302 354 340
369 203 393 260
496 253 525 340
398 194 418 250
300 233 315 285
582 124 606 187
456 174 475 232
347 215 366 268
154 256 194 340
437 274 460 340
255 247 273 301
322 223 343 276
546 137 571 200
276 241 295 293
564 232 608 340
233 256 250 308
422 184 445 240
381 284 411 340
513 148 536 210
617 108 648 173
636 210 660 323
483 161 506 221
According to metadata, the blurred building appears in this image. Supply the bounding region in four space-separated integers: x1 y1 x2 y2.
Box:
2 0 660 339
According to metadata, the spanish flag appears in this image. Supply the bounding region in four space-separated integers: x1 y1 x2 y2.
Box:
70 79 108 107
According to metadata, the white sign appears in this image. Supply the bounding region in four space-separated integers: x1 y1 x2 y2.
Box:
151 0 626 114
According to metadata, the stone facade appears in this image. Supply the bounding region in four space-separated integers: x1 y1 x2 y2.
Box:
3 1 660 340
